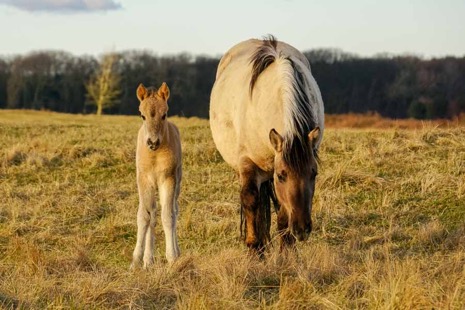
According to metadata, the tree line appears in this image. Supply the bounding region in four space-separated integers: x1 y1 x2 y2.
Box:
1 48 464 119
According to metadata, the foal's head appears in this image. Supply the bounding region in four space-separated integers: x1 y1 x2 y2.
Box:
136 82 170 151
269 127 320 241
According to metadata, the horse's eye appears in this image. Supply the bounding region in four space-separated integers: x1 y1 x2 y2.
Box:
277 173 286 183
312 168 318 178
161 113 167 120
140 114 146 121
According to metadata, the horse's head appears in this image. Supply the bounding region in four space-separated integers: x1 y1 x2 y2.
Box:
137 82 170 151
269 127 320 241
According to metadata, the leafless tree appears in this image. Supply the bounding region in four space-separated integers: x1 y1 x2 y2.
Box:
86 53 121 115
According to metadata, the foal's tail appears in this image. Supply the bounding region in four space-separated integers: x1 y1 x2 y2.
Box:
240 179 280 246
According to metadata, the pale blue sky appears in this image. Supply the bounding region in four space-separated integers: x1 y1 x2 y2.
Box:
0 0 464 58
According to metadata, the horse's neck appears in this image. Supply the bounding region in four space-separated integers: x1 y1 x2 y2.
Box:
162 121 174 145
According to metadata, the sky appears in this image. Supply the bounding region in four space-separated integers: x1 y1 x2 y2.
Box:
0 0 464 59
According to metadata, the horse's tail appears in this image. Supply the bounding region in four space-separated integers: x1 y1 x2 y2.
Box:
240 179 280 246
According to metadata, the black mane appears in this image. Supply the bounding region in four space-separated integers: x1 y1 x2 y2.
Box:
249 35 278 96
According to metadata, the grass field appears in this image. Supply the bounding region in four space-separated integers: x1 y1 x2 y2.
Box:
1 110 464 309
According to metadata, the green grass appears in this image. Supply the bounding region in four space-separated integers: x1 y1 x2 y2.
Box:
1 110 464 309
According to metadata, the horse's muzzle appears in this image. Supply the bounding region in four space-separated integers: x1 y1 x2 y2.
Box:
147 138 160 151
292 222 312 242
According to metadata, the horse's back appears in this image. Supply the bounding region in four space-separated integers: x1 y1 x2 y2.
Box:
210 37 323 172
215 39 310 79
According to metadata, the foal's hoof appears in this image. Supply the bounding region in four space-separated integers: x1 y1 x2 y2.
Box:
166 249 180 264
129 261 139 271
142 258 155 269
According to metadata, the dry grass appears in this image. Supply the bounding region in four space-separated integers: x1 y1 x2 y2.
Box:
1 109 464 309
325 112 465 129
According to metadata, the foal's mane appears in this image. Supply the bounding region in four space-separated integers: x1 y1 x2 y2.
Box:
249 35 318 172
145 86 159 98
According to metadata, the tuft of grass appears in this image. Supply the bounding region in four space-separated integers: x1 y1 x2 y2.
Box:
0 109 464 309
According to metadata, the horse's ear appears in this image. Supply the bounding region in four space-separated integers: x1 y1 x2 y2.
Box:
137 83 147 101
308 127 320 146
158 82 170 101
269 129 283 153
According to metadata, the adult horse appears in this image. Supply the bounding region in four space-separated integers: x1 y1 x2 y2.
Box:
209 36 324 252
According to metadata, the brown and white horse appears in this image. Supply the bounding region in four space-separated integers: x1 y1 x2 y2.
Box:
131 82 182 269
209 36 324 252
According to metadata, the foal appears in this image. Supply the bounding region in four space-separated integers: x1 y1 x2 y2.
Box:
131 82 182 269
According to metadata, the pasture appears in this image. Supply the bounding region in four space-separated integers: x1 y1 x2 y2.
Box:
1 110 464 309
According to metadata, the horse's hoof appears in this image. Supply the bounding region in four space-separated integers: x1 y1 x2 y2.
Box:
246 242 266 259
129 261 139 271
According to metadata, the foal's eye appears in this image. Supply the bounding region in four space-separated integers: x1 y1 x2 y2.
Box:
140 114 146 121
161 113 167 120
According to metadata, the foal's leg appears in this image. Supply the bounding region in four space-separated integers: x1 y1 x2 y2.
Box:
159 177 180 263
143 198 157 268
131 180 156 269
173 180 181 256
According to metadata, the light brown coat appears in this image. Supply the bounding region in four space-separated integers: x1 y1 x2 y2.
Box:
131 82 182 269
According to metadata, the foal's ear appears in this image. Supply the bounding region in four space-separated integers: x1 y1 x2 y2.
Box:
269 129 283 153
136 83 147 102
308 127 320 146
158 82 170 101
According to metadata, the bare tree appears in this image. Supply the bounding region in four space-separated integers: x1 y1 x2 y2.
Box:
86 53 121 115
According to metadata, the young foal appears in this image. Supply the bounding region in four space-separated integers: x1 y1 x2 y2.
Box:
131 82 182 269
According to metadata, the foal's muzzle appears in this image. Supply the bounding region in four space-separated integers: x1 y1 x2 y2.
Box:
147 138 160 151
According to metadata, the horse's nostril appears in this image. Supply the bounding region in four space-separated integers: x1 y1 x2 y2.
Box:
147 138 160 150
305 223 312 234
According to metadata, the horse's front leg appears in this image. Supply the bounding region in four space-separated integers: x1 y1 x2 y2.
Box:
159 177 180 263
239 159 267 253
131 179 156 269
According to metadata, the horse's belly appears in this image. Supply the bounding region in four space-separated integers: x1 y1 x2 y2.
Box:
209 88 240 170
210 102 275 174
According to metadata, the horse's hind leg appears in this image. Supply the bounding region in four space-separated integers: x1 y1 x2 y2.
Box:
159 177 180 263
173 201 180 256
173 180 181 256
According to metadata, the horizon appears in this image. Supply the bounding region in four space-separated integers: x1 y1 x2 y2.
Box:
1 45 463 61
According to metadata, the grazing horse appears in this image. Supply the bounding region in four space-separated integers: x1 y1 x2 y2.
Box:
209 36 324 252
131 82 182 269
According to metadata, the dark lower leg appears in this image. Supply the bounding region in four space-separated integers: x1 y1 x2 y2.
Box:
241 181 270 253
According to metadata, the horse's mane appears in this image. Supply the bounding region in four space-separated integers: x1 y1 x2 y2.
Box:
249 35 318 173
249 35 278 95
145 86 159 98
